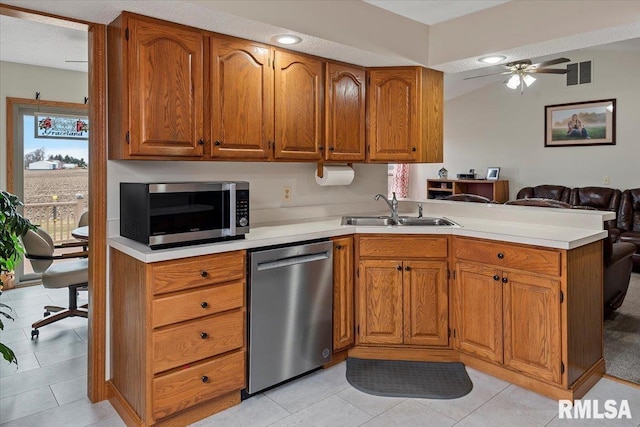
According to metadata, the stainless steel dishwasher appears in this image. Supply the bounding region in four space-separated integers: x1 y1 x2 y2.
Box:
247 240 333 395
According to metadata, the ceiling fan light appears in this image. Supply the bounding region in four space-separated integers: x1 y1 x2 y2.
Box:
478 55 506 64
523 74 536 87
506 74 520 89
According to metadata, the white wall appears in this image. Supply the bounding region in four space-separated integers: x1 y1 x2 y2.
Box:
107 160 389 224
0 61 88 190
410 48 640 200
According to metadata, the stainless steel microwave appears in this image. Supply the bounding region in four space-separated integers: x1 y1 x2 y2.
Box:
120 182 249 249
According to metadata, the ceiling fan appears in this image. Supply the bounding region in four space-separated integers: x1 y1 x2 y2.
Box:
464 57 570 94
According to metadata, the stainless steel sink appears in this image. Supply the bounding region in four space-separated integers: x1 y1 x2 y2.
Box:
340 215 395 226
396 216 457 226
341 215 457 226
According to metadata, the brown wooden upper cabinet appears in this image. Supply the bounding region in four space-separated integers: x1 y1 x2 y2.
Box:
274 50 324 160
325 62 366 162
367 67 443 163
210 36 274 160
108 13 206 159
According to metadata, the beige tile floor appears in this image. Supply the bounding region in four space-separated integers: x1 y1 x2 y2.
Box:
1 284 639 427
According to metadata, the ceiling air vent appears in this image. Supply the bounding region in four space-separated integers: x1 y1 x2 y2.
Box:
566 61 592 86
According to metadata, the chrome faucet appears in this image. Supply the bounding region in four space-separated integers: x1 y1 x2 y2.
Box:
374 192 399 223
418 203 423 218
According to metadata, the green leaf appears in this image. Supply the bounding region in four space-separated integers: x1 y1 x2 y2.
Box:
0 342 18 366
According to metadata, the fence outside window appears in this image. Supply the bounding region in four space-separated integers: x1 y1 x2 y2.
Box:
23 199 85 243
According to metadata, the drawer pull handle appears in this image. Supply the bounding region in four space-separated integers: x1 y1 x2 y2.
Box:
201 302 209 309
497 253 505 259
404 265 411 271
201 375 209 383
200 332 208 339
396 265 402 271
200 271 208 277
493 275 500 281
502 277 508 284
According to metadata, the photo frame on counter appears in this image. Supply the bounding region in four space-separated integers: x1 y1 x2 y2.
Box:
545 99 616 147
486 167 500 180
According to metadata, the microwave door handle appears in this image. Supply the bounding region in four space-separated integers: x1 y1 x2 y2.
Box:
228 182 236 237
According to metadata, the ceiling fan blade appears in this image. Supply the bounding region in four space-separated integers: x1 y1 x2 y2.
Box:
532 68 569 74
529 57 570 68
463 71 512 80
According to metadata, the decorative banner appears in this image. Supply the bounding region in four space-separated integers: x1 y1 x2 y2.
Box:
35 113 89 140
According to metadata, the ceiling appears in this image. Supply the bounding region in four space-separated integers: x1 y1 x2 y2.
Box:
1 0 639 99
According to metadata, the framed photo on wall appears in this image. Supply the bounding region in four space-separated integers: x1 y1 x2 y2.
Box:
486 167 500 180
545 99 616 147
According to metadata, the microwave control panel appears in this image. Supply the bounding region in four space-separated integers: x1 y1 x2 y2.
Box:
236 189 250 228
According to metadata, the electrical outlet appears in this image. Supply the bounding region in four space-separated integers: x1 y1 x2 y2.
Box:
283 186 291 202
603 176 610 185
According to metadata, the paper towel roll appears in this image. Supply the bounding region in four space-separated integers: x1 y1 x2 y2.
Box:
315 165 355 186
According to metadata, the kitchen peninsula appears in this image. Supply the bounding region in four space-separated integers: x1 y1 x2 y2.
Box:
108 200 610 426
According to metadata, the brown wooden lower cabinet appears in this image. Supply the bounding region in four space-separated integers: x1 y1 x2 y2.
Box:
109 248 247 426
332 236 355 352
356 235 449 348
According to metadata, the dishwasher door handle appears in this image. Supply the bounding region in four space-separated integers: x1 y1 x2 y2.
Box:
256 252 330 271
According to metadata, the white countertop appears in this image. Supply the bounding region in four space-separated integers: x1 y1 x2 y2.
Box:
108 212 609 263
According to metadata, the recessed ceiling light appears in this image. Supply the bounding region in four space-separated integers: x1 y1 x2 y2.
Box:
478 55 506 64
273 35 302 45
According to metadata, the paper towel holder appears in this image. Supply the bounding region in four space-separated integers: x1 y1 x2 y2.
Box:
316 161 353 178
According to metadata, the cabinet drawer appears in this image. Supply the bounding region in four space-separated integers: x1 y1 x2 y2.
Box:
359 236 447 259
153 350 245 420
152 251 245 295
454 238 561 276
153 310 244 373
153 280 244 328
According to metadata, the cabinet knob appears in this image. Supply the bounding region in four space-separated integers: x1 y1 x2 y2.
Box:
200 271 208 277
397 265 402 271
198 139 205 145
214 140 222 146
200 332 208 339
335 244 342 250
497 252 505 259
329 147 335 151
412 147 417 152
201 375 209 383
493 275 500 281
318 146 324 151
201 301 209 309
405 265 411 271
502 277 508 284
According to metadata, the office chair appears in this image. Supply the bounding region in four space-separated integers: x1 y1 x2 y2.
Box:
77 210 89 227
21 227 89 339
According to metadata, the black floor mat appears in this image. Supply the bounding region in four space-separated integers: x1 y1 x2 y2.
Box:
346 357 473 399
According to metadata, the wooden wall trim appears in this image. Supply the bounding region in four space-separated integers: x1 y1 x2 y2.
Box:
87 21 108 402
1 3 108 403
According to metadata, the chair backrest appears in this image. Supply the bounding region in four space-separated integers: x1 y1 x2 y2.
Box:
21 228 55 273
444 194 493 203
77 210 89 227
516 185 571 203
505 198 572 208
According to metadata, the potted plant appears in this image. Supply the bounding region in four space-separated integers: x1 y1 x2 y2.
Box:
1 191 35 366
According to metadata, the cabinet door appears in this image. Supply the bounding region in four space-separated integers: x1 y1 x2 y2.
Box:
358 260 403 345
456 262 503 363
403 261 448 346
128 18 204 157
332 236 355 352
274 50 324 160
210 37 273 159
503 271 562 384
367 68 419 162
325 62 365 161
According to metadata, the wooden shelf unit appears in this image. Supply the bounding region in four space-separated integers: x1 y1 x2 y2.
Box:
427 179 509 203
